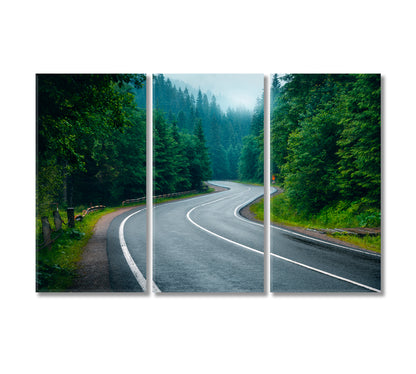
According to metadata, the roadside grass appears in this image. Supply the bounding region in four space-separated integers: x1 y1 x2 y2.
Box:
327 232 381 253
249 191 381 253
36 188 217 291
249 198 265 221
231 179 264 187
36 206 124 291
153 188 215 204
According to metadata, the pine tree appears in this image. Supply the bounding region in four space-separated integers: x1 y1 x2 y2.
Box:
237 93 264 183
152 74 258 181
191 119 212 186
271 74 281 109
153 111 180 194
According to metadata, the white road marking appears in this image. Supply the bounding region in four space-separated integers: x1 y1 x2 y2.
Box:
186 186 261 257
234 196 265 228
119 208 161 292
233 190 380 258
186 209 264 257
187 189 380 292
270 252 380 292
233 186 276 225
271 224 381 257
153 188 229 209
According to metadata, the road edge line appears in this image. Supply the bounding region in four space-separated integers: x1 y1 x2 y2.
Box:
187 193 379 292
234 194 380 258
119 208 161 292
270 252 380 292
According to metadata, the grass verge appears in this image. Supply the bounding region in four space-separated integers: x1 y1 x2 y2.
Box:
230 179 264 187
36 206 122 291
249 191 381 253
326 233 381 253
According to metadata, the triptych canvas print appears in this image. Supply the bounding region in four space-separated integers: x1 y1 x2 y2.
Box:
36 73 381 293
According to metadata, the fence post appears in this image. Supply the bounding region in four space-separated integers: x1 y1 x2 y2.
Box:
41 216 52 249
53 210 62 231
67 207 75 228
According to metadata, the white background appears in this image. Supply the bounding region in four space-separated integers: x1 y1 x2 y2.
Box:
1 1 415 373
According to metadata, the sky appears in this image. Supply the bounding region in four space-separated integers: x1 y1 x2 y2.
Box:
165 74 264 111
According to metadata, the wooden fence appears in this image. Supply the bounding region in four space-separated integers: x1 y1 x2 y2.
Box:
38 205 106 250
75 205 106 221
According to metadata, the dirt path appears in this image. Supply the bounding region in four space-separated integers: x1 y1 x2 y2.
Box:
69 206 136 292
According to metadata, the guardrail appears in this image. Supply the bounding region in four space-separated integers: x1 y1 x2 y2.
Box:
154 190 198 199
75 205 106 221
122 190 201 206
122 197 146 206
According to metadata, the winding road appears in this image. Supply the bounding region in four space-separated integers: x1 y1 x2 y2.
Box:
105 181 381 293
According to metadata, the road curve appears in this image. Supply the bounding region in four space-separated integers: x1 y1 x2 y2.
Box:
153 181 265 292
105 180 380 293
106 205 147 292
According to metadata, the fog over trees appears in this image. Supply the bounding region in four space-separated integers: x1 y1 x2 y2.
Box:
148 74 264 185
37 74 265 214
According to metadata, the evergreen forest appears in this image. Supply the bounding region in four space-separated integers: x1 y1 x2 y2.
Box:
270 74 381 228
143 74 264 194
37 74 264 215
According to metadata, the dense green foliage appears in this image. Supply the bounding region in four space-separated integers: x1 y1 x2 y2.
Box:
238 95 264 183
271 74 381 225
153 110 212 194
37 74 147 213
37 73 264 211
37 73 265 211
152 74 263 182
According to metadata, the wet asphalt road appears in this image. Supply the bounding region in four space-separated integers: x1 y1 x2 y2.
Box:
153 181 265 292
106 181 380 293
